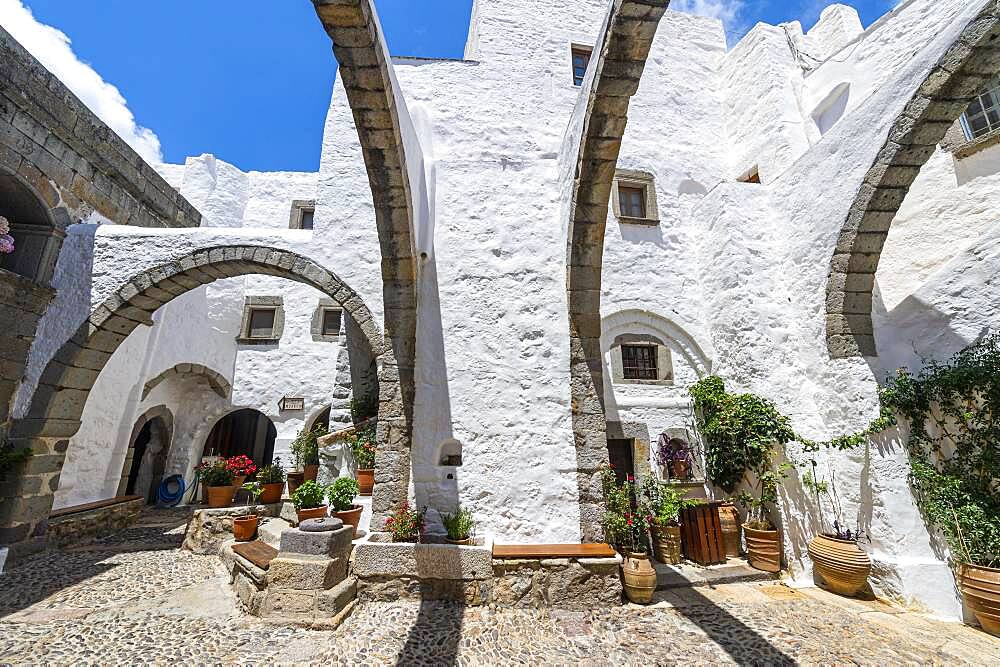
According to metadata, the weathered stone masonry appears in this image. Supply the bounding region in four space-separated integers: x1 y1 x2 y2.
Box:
565 0 668 541
0 246 387 565
311 0 420 530
826 1 1000 358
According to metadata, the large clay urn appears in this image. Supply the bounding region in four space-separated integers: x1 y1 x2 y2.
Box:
958 563 1000 636
622 552 657 604
807 534 871 597
651 524 682 565
744 524 781 573
718 503 742 558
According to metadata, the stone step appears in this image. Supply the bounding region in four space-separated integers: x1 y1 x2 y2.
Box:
654 557 778 590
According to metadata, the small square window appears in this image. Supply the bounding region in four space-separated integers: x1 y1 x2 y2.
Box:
300 209 315 230
618 185 646 219
572 47 592 87
248 308 276 339
321 308 342 336
961 76 1000 141
621 344 658 380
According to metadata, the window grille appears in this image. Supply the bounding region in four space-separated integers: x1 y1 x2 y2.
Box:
621 344 657 380
961 76 1000 140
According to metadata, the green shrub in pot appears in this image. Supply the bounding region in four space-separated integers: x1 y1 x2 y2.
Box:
290 480 326 510
327 477 360 512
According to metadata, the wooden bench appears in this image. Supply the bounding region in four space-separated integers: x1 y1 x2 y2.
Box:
492 543 617 559
49 495 143 519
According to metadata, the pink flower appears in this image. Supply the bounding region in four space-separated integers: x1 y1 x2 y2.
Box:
0 216 9 235
0 234 14 255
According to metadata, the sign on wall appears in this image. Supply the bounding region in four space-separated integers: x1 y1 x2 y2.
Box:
278 396 305 412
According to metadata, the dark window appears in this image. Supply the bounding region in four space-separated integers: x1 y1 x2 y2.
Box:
619 185 646 218
300 208 315 230
622 344 657 380
962 76 1000 140
321 308 342 336
572 47 592 86
248 308 276 339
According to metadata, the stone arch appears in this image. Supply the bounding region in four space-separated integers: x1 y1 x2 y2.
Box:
0 245 388 559
311 0 419 526
116 405 174 504
141 364 231 401
601 309 712 380
0 166 72 287
826 4 1000 358
564 0 668 541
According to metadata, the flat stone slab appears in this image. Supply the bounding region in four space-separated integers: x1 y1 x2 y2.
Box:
655 557 777 590
354 534 494 580
300 517 344 532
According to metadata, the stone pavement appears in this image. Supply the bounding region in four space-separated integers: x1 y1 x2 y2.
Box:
1 508 999 665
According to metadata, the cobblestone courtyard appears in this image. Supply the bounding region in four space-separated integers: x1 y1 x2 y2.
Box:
1 510 998 666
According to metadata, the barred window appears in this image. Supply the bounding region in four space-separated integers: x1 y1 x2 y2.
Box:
961 76 1000 140
621 344 657 380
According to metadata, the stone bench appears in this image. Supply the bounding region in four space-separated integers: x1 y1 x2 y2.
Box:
47 495 144 547
491 543 623 609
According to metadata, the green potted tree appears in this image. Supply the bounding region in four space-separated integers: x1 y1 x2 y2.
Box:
601 465 656 604
200 460 236 508
351 424 377 496
290 480 328 523
256 457 286 504
640 476 695 565
328 477 362 537
442 507 475 545
291 425 325 483
233 482 263 542
738 465 791 573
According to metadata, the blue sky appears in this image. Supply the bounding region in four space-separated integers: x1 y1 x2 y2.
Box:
9 0 895 173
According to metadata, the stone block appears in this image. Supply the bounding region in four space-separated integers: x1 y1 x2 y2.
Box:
278 525 353 558
317 576 358 615
268 555 344 591
352 538 493 580
262 588 317 616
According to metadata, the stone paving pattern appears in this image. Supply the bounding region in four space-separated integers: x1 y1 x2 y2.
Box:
2 509 999 665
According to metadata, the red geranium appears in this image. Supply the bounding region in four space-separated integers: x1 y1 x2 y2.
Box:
225 455 257 477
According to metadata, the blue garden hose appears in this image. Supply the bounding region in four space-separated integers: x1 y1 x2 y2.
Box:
157 474 186 507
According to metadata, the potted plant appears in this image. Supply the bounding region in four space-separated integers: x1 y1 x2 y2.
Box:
200 460 236 508
226 454 257 489
656 434 694 481
291 425 326 482
290 480 328 524
640 476 695 565
233 482 263 542
351 424 377 496
256 457 285 504
385 502 425 543
600 465 656 604
328 477 363 538
738 464 791 574
442 507 475 545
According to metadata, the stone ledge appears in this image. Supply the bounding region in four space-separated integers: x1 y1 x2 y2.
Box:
353 533 494 580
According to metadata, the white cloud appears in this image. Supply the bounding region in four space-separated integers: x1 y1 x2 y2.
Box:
0 0 162 165
671 0 747 37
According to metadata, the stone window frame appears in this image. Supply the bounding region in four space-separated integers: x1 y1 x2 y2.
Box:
570 43 593 87
609 333 673 386
288 199 316 230
611 170 659 225
311 298 345 342
237 296 284 344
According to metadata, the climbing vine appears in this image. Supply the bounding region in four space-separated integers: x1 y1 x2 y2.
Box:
879 335 1000 568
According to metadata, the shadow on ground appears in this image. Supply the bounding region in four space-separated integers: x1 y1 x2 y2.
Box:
396 599 464 666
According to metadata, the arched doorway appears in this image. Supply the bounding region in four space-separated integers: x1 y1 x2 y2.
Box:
118 407 173 505
0 169 63 285
308 406 331 434
202 409 277 468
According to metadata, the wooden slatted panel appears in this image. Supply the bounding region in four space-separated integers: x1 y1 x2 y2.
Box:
49 495 143 519
492 543 616 559
681 502 726 566
232 540 278 570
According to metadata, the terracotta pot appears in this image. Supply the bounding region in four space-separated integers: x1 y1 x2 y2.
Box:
286 471 305 497
718 503 742 558
622 552 657 604
233 515 258 542
303 464 319 482
744 524 781 573
446 536 473 546
206 485 236 508
808 534 871 597
357 468 375 496
333 504 364 538
958 562 1000 636
296 505 328 524
651 524 682 565
671 459 691 480
258 482 283 504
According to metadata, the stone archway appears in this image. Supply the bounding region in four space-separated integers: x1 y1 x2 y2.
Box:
117 405 174 505
142 364 231 401
0 245 388 561
826 3 1000 359
563 0 669 540
311 0 419 528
